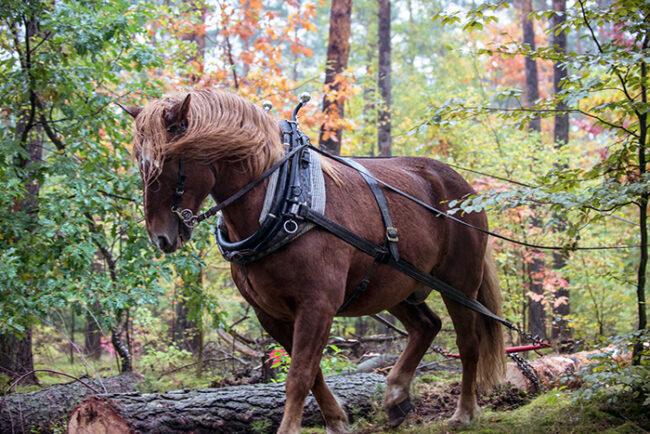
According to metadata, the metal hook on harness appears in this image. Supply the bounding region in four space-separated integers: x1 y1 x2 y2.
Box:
291 92 311 122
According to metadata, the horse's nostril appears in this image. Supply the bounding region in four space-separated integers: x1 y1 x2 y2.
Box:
157 235 172 251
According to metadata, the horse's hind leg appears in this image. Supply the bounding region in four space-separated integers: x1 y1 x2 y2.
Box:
383 301 442 427
444 302 480 426
254 308 348 434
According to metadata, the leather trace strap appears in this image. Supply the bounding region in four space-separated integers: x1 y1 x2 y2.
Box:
298 204 515 327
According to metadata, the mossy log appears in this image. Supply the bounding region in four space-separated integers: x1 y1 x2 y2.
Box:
0 373 142 434
68 373 385 433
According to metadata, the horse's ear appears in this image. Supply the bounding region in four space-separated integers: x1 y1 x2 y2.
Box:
164 94 191 126
117 102 143 120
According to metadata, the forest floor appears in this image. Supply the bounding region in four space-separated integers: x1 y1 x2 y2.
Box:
4 355 649 433
6 330 649 433
301 369 650 434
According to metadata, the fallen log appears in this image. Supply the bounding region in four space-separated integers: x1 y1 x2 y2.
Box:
68 372 384 433
505 346 631 391
0 372 142 434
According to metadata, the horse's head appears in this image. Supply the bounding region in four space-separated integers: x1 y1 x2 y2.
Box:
125 94 215 253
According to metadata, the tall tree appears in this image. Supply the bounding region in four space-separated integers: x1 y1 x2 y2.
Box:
550 0 571 346
377 0 392 156
318 0 352 155
0 10 44 385
0 0 177 379
522 0 546 340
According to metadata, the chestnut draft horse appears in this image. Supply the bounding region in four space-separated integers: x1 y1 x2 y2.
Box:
126 88 505 433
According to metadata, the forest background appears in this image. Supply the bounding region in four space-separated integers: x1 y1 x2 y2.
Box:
0 0 648 413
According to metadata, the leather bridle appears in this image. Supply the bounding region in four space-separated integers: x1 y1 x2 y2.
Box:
170 145 306 229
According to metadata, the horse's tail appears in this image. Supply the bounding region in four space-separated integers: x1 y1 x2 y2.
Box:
476 247 506 390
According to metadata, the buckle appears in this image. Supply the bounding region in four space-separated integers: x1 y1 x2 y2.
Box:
386 227 399 243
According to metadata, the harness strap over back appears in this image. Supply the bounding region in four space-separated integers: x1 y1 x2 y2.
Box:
339 158 400 262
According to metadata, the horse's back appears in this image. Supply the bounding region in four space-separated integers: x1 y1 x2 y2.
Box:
311 155 488 315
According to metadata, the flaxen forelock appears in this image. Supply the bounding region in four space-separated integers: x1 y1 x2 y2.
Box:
132 88 283 185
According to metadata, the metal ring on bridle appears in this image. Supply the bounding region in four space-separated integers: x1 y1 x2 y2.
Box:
172 206 198 228
283 219 299 234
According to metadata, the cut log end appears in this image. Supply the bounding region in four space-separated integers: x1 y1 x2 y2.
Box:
68 397 133 434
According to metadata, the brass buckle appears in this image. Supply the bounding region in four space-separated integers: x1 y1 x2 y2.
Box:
386 227 399 242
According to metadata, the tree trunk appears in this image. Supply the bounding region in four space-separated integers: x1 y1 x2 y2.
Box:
172 276 201 354
522 0 546 341
68 373 385 433
85 301 102 359
634 36 648 363
522 0 540 132
0 331 37 386
318 0 352 156
0 373 142 434
363 42 377 156
377 0 392 156
0 15 43 386
505 346 631 392
550 0 571 346
111 313 132 373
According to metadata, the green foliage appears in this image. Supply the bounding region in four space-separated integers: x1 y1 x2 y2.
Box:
423 0 650 342
572 330 650 406
267 342 353 383
320 343 354 376
139 343 193 377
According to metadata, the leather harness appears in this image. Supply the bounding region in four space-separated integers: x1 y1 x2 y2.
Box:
170 119 519 328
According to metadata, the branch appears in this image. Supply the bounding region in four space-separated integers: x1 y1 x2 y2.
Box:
98 190 137 203
446 105 638 138
39 112 65 150
84 213 118 283
370 314 408 337
27 30 51 55
2 369 100 395
578 0 640 117
157 358 231 380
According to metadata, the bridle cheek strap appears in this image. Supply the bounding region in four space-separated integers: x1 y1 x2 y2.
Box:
171 158 197 228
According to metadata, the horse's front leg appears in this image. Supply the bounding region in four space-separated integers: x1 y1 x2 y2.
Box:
277 305 336 434
253 307 348 433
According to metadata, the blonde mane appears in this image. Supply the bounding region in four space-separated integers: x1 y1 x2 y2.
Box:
133 88 284 184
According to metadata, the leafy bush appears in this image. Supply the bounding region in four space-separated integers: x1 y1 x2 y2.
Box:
266 343 354 382
572 330 650 406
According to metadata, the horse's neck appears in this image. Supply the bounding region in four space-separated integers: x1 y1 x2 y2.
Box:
211 161 267 242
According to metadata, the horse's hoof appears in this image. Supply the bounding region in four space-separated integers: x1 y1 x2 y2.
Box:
447 416 470 429
386 397 413 428
325 419 350 434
